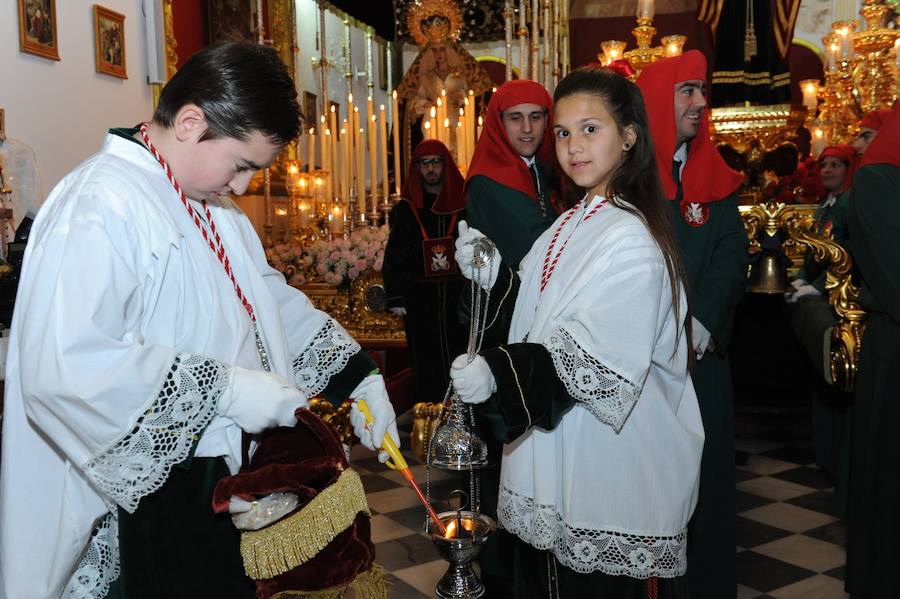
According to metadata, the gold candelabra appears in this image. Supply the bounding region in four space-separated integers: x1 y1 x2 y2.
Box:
596 0 686 76
806 1 899 148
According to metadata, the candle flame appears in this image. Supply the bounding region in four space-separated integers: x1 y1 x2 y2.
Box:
444 520 458 539
320 115 326 123
392 90 397 99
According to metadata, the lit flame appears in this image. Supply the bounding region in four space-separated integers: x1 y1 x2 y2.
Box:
444 520 458 539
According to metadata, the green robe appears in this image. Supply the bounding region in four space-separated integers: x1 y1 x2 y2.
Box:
796 191 850 293
845 163 900 597
465 166 558 269
791 191 852 516
671 187 748 599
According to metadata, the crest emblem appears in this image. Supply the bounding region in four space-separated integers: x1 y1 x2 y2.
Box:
680 200 709 227
422 236 458 277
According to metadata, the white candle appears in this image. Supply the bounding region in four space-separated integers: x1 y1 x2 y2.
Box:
392 90 401 196
307 128 316 170
637 0 654 20
369 114 378 209
800 80 819 110
812 128 826 158
379 104 389 201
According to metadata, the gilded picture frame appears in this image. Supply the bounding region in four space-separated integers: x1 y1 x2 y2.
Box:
18 0 60 61
93 5 127 79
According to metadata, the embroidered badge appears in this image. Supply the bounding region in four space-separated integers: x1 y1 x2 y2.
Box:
680 201 709 227
422 236 458 277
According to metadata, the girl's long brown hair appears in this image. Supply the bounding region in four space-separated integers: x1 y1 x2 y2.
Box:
553 66 693 363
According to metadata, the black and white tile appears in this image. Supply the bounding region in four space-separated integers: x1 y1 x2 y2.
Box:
351 416 848 598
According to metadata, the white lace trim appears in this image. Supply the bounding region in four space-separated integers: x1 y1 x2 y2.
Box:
64 512 120 598
498 483 687 578
545 327 640 433
82 353 228 513
292 319 360 396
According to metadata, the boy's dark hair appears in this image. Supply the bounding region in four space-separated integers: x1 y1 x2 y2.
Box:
153 42 302 146
553 66 693 361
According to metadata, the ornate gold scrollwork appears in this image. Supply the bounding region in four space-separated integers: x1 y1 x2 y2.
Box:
740 201 866 391
308 398 355 446
300 270 406 346
410 401 444 463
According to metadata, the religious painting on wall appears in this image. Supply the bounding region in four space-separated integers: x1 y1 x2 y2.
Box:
208 0 257 43
17 0 59 61
93 5 127 79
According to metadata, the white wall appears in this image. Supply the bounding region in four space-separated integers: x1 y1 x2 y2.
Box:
0 0 155 199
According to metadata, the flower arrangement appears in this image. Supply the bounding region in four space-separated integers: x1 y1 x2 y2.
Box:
266 225 389 288
762 156 824 205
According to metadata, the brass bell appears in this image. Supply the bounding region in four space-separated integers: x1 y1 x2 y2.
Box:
748 252 791 294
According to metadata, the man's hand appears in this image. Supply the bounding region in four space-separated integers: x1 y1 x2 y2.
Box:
218 367 308 433
787 284 821 303
349 374 400 463
691 317 713 360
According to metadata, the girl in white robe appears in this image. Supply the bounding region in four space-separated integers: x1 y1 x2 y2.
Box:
450 66 704 598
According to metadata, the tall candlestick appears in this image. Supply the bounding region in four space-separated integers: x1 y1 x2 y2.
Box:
356 126 365 213
379 104 389 201
477 116 483 140
369 114 378 210
329 104 338 198
467 91 476 165
543 0 550 86
341 127 350 206
518 0 528 81
437 95 446 146
392 90 401 196
504 1 513 81
458 107 467 166
307 128 316 171
552 0 560 87
429 105 437 139
531 0 539 81
324 128 332 200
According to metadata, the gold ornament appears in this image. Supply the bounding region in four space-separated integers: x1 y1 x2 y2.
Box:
406 0 464 47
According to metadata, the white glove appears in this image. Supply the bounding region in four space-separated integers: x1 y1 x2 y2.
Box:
348 374 400 463
455 221 500 291
787 284 822 303
791 279 808 291
691 317 712 360
450 354 496 404
389 307 407 316
218 366 308 434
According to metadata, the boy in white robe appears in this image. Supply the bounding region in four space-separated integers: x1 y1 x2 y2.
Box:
0 42 398 599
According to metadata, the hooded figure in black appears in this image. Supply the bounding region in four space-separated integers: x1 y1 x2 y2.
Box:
383 140 467 405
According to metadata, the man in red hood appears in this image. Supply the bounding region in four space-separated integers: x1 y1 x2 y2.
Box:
637 50 748 599
382 139 468 408
845 104 900 598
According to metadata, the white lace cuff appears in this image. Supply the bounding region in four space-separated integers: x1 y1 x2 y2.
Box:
498 483 687 578
545 328 640 433
292 319 361 397
64 512 120 599
82 353 227 513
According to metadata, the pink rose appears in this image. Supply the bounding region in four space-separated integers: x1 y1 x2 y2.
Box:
374 257 383 271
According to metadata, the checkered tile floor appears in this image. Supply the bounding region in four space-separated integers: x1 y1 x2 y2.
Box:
350 414 848 598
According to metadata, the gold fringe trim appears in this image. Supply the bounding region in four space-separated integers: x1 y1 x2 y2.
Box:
241 468 371 580
272 566 387 599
